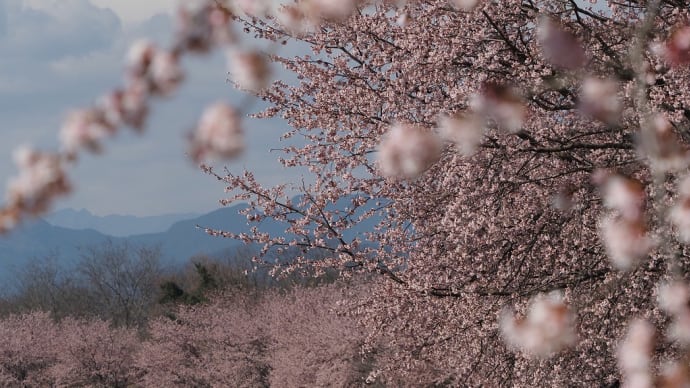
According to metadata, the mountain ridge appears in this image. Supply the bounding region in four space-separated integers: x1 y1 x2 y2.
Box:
45 208 201 237
0 196 383 284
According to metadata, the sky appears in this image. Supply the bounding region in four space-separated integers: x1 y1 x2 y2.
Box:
0 0 304 216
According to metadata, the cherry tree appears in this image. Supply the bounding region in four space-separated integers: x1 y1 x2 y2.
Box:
52 318 141 387
137 283 366 387
0 283 366 386
263 284 368 386
137 291 271 387
0 312 59 386
206 0 690 385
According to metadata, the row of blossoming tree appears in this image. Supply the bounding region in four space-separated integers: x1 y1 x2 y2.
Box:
5 0 690 385
0 284 365 387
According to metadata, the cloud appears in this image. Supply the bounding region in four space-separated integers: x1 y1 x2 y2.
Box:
1 0 121 60
89 0 174 24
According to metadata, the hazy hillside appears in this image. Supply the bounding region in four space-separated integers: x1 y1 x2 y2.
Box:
0 196 384 284
45 209 199 237
0 218 112 284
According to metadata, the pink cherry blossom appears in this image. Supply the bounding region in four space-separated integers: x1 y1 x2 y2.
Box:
600 216 654 271
579 77 621 125
377 122 442 178
618 319 654 388
190 102 244 161
150 50 184 96
500 292 576 357
437 113 485 156
227 49 271 92
663 25 690 66
59 109 113 154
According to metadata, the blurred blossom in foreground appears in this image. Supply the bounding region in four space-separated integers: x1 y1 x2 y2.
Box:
59 109 114 155
227 50 272 92
593 171 653 271
658 281 690 346
537 18 586 70
98 80 150 132
189 103 245 162
663 25 690 67
618 319 654 388
377 123 442 179
125 39 156 78
670 176 690 243
636 114 690 173
471 82 526 133
450 0 480 11
150 50 185 97
4 147 71 228
659 361 690 388
551 184 576 211
303 0 361 23
500 292 576 357
657 281 690 317
438 113 485 157
597 173 645 221
579 77 621 126
600 216 654 271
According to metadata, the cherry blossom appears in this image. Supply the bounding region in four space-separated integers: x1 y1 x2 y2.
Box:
537 17 586 70
500 292 576 357
189 102 245 162
59 109 113 155
377 122 442 178
636 114 690 173
579 77 622 125
450 0 479 11
663 25 690 67
597 172 646 221
227 49 271 92
6 0 690 385
150 50 184 96
670 176 690 243
470 82 526 133
437 113 485 157
618 319 654 388
600 216 654 271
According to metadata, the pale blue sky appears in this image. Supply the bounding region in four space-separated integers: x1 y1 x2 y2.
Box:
0 0 303 216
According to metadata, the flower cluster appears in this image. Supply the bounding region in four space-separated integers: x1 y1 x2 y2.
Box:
0 147 70 232
188 103 244 162
616 282 690 387
377 123 442 179
595 171 654 271
537 18 587 70
8 0 690 384
661 25 690 67
579 77 622 126
500 292 576 357
658 281 690 344
636 114 690 173
437 113 485 157
618 319 655 388
377 81 525 178
670 176 690 243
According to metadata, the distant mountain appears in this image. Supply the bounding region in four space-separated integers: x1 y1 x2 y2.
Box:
125 205 281 265
0 218 113 284
0 195 385 284
45 208 200 237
